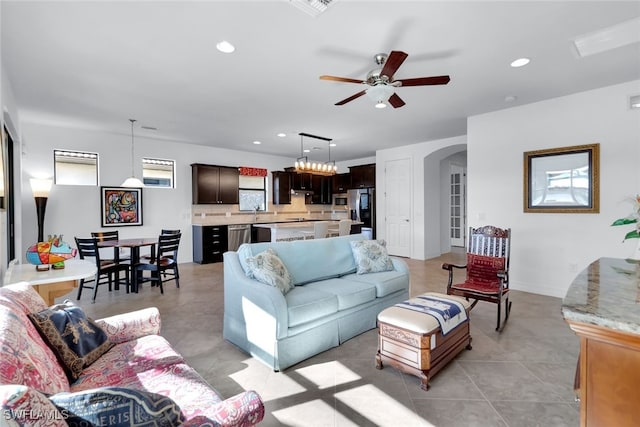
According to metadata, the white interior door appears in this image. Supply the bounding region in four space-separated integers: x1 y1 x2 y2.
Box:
449 164 466 247
385 158 411 257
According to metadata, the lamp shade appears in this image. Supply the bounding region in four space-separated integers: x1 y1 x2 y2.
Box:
121 176 145 188
366 84 395 103
30 178 53 198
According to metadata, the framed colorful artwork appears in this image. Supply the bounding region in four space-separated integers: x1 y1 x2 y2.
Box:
100 186 143 227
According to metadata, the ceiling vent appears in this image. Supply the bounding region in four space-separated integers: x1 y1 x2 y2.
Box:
289 0 336 17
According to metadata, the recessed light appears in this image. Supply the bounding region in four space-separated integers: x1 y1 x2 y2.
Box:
216 40 235 53
504 95 517 103
277 133 286 137
303 149 310 153
630 94 640 109
510 57 530 68
253 140 261 145
329 143 336 147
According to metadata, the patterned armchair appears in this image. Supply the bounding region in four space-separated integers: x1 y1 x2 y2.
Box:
442 225 512 332
0 282 264 426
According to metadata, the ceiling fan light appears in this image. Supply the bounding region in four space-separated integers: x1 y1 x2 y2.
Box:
375 101 387 109
366 84 395 103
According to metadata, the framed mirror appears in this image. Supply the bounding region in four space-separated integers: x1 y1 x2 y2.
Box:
523 143 599 213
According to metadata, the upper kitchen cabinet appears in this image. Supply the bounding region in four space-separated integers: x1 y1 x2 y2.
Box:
349 164 376 188
191 164 239 204
332 173 351 193
310 175 332 204
290 171 312 191
272 171 292 205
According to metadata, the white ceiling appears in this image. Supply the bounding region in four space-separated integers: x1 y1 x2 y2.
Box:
2 1 640 162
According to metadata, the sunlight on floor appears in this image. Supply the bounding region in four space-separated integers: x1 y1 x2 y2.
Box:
295 361 361 390
272 399 362 427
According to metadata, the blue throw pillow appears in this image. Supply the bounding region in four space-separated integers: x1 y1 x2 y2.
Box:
28 300 114 381
49 387 185 427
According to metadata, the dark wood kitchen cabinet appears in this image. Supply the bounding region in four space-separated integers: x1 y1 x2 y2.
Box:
310 175 332 204
291 171 312 191
272 171 292 205
191 164 239 204
192 225 227 264
349 164 376 188
332 173 351 193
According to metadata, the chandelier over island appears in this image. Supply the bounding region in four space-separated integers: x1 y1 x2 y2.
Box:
294 132 337 176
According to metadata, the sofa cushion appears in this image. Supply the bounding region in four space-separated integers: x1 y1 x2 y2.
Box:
342 270 410 297
350 239 394 274
304 278 377 310
0 282 48 314
0 303 70 394
71 334 185 391
285 286 339 328
50 387 185 427
245 248 294 294
28 301 114 381
238 233 366 285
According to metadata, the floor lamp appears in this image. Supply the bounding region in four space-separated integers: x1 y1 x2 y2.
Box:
30 178 53 243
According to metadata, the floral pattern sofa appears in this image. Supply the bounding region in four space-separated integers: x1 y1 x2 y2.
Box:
0 282 265 426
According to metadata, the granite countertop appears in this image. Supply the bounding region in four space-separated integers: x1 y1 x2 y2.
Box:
562 257 640 335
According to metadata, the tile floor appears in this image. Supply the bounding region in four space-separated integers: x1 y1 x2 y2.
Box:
80 250 581 427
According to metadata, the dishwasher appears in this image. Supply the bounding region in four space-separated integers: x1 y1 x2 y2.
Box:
228 224 252 251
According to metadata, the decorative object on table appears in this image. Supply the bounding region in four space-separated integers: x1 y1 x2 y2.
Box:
611 194 640 261
523 143 600 213
30 178 53 242
26 235 77 271
100 186 143 227
120 118 145 188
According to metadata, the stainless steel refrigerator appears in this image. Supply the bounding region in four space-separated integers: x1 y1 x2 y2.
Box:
347 188 375 239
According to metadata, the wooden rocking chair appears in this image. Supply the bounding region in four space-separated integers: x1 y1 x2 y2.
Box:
442 225 512 332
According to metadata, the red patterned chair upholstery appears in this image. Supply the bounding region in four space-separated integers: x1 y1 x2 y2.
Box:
442 225 512 332
0 282 265 426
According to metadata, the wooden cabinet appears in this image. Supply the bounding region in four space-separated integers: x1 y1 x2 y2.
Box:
191 164 239 204
192 225 227 264
291 172 312 191
332 173 351 193
310 175 332 204
349 164 376 188
272 171 291 205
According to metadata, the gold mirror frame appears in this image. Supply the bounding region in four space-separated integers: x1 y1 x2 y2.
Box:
523 143 600 213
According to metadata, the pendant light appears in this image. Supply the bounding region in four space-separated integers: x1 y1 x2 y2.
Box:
121 118 144 187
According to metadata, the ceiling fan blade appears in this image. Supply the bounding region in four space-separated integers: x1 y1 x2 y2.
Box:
395 75 450 87
388 93 406 108
320 75 365 84
335 90 366 106
380 50 408 80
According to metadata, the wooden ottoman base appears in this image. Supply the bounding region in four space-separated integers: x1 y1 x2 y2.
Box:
375 293 472 391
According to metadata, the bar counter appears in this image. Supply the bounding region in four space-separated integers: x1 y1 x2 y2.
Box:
562 257 640 427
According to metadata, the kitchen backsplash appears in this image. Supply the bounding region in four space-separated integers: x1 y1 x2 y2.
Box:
192 193 351 225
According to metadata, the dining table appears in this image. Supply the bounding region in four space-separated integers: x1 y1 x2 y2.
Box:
97 237 157 291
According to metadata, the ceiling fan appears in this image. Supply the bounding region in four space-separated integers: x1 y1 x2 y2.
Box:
320 50 450 108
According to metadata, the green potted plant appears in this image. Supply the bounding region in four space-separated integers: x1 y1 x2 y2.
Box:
611 195 640 261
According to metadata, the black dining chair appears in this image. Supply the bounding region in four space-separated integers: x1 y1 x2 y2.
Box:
133 232 181 294
91 230 131 263
74 237 131 303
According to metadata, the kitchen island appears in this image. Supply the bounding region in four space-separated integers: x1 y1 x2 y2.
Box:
562 257 640 427
252 220 362 242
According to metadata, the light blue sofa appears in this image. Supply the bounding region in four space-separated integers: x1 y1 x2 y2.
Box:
223 234 410 371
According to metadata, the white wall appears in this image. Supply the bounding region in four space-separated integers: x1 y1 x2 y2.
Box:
19 122 299 263
468 80 640 297
376 135 467 260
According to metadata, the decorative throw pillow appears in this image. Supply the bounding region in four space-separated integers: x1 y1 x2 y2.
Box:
27 300 114 381
245 248 294 293
350 239 394 274
49 387 185 427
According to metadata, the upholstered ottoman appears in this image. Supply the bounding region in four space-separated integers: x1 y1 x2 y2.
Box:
375 292 472 390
